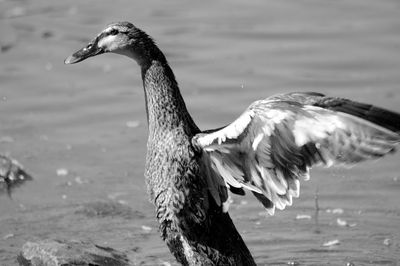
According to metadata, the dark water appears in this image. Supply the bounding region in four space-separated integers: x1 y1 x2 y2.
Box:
0 0 400 265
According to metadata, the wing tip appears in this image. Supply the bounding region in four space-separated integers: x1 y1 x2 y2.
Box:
266 206 275 216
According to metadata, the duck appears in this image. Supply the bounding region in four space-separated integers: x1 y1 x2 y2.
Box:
65 22 400 266
0 154 33 197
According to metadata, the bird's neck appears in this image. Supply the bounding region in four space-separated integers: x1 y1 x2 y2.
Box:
140 59 199 139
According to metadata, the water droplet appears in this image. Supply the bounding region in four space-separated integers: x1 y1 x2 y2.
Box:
141 225 152 232
332 208 343 214
3 233 14 240
126 120 140 128
296 214 312 220
383 238 392 246
56 168 68 177
337 218 347 227
322 239 340 247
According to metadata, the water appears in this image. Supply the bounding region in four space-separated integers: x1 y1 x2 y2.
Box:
0 0 399 265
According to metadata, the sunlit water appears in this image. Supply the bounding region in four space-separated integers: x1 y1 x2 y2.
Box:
1 0 400 265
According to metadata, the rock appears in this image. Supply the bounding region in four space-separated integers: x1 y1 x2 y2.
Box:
17 239 131 266
0 154 33 196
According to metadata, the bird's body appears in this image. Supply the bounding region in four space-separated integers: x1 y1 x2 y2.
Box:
133 37 255 266
65 22 400 265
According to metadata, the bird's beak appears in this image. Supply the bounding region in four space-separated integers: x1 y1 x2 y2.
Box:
64 38 105 64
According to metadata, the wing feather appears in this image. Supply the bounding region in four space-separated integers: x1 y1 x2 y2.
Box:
194 92 400 214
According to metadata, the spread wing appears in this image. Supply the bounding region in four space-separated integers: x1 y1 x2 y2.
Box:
193 92 400 215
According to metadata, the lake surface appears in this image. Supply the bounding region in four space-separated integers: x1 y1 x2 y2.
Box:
1 0 400 265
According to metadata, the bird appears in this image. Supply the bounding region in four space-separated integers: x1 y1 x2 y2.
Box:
0 154 33 197
65 22 400 265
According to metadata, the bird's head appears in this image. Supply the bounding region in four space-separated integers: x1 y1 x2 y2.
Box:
65 22 158 65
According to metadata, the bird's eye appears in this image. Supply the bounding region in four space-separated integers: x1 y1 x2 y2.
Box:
83 43 92 51
110 29 118 36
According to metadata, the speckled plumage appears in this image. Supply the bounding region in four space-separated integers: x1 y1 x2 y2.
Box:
65 21 256 265
141 55 255 265
65 21 400 266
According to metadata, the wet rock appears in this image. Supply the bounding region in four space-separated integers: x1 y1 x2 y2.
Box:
0 154 33 196
17 239 131 266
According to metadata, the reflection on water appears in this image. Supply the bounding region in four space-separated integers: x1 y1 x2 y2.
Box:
1 0 400 265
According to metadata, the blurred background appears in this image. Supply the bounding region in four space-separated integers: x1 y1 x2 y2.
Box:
1 0 400 265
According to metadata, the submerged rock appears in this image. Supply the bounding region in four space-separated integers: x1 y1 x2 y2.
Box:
17 239 131 266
